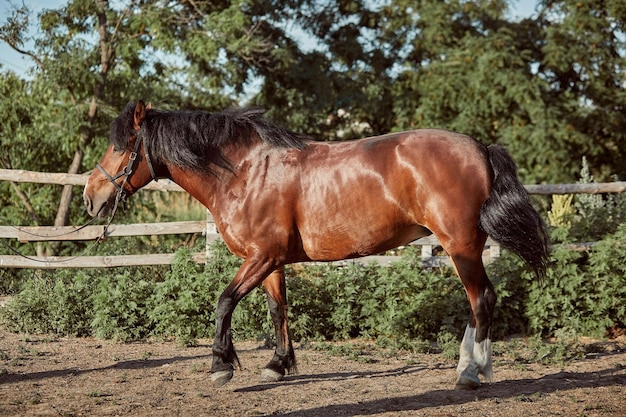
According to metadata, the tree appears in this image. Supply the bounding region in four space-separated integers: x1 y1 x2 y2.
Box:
2 0 625 214
379 0 625 183
0 0 197 255
537 0 626 181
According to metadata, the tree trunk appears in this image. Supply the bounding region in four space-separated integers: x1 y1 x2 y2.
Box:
53 149 84 228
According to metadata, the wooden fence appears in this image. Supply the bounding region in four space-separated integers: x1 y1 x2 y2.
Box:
1 169 625 269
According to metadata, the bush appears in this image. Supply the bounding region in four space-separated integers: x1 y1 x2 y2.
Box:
1 269 94 336
285 248 469 342
3 222 626 344
489 223 626 338
585 224 626 331
147 248 216 346
90 269 155 342
487 252 532 338
525 247 591 335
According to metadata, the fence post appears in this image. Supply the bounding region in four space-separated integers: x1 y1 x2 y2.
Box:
489 244 501 258
421 244 432 259
205 209 217 264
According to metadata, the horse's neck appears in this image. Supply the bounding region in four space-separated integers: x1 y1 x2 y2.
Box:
164 143 259 212
166 165 224 213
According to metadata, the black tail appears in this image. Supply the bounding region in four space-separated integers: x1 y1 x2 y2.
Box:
480 145 549 277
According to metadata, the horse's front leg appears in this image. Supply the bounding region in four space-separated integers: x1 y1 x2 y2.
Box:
211 256 276 387
260 267 297 382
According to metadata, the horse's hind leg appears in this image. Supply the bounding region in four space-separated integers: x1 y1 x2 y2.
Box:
260 267 297 382
443 235 496 389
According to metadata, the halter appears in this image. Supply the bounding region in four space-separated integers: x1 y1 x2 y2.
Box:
96 134 157 213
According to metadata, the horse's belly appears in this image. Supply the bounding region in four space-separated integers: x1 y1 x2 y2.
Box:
300 223 431 262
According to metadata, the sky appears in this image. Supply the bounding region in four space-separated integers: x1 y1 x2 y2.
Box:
0 0 540 78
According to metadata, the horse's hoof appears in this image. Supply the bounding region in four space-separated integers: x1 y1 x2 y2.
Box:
211 370 234 387
260 368 284 383
455 375 481 390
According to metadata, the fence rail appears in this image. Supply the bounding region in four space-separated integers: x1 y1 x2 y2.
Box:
0 169 183 192
2 169 624 269
0 221 208 242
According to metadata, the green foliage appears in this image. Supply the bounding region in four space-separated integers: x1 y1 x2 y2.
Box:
544 158 626 248
0 244 467 344
487 254 533 338
3 0 626 188
285 249 469 343
148 248 214 346
3 227 626 345
90 270 155 342
568 159 626 241
1 270 94 336
489 222 626 338
525 247 592 335
436 331 460 361
1 276 56 334
586 224 626 330
528 329 585 365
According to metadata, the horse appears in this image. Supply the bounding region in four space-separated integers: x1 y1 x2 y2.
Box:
83 101 549 390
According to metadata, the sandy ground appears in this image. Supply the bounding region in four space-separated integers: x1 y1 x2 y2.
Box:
0 329 625 417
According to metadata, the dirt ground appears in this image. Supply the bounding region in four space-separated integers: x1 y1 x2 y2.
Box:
0 329 624 417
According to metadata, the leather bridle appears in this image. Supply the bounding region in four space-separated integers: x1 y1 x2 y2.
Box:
95 135 157 214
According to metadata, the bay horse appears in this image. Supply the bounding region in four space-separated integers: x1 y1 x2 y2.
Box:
83 101 549 390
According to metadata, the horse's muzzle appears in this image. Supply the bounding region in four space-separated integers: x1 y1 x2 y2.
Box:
83 191 113 219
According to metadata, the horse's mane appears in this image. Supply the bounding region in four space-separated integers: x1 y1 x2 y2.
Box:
110 102 309 174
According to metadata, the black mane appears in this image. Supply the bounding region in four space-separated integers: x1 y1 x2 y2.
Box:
110 102 308 174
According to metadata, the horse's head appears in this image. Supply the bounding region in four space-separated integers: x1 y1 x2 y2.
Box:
83 101 156 218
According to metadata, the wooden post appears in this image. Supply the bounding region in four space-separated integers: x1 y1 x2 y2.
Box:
421 244 432 259
205 209 217 264
489 244 500 258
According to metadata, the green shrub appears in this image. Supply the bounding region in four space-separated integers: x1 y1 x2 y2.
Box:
1 270 94 336
1 275 54 334
492 223 626 338
46 270 94 336
148 248 214 346
199 242 273 342
362 250 467 340
561 158 626 242
487 252 532 338
586 223 626 331
3 220 625 344
90 270 155 342
525 247 590 335
436 330 460 360
147 242 271 345
285 248 470 342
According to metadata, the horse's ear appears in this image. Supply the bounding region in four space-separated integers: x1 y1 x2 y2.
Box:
133 101 147 131
146 102 152 110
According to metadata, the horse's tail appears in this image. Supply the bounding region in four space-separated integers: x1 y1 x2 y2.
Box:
480 145 549 277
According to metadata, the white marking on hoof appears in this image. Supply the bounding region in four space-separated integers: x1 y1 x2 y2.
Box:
455 371 481 390
474 338 493 381
211 369 234 387
457 325 476 376
260 368 284 383
455 356 480 390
